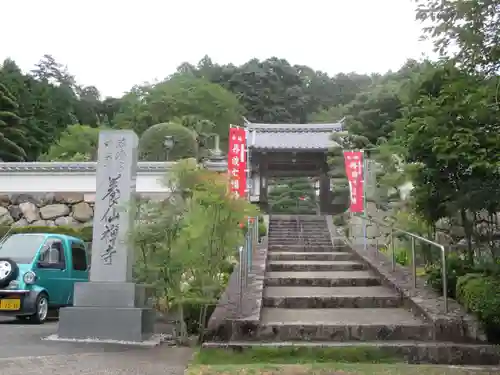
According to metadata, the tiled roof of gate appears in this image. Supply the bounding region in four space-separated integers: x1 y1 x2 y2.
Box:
246 121 344 150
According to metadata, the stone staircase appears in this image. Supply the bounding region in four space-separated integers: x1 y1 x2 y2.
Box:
260 216 433 343
205 215 500 365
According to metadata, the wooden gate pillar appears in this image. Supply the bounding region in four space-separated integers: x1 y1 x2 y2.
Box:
319 160 331 214
259 157 269 212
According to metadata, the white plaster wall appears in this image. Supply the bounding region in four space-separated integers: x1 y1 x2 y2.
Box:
0 172 170 193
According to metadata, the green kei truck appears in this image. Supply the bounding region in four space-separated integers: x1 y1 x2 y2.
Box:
0 233 90 323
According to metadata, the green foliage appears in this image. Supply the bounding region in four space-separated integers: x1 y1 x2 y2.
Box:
456 273 500 342
344 85 403 145
131 159 258 342
309 105 345 123
379 244 410 267
180 56 372 124
425 254 475 299
416 0 500 74
138 122 198 161
39 124 103 161
391 210 437 265
0 56 123 161
395 63 500 255
268 177 317 214
0 82 26 161
258 222 267 239
115 74 244 146
0 225 93 242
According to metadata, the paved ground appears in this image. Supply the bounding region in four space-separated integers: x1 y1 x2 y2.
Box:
0 316 193 375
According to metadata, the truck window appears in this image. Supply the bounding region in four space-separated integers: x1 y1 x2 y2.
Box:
39 239 66 267
71 242 88 271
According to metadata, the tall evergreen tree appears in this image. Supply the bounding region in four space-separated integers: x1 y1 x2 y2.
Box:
0 83 26 161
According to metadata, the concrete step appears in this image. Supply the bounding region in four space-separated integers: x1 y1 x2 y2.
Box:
263 286 402 308
269 228 329 233
269 233 332 238
270 223 327 227
202 341 500 365
265 271 380 287
252 308 432 342
268 244 347 252
269 239 333 246
268 251 353 261
267 260 365 272
269 236 333 242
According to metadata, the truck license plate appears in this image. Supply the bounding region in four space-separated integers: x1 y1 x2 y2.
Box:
0 299 21 310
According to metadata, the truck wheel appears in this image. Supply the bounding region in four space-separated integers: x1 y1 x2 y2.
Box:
31 293 49 324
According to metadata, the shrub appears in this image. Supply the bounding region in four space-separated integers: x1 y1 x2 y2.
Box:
138 122 198 161
378 244 409 266
456 273 500 343
39 124 102 162
425 254 474 299
395 247 409 266
258 222 267 240
131 159 258 343
0 225 93 242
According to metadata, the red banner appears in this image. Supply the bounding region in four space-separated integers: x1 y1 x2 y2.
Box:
344 151 364 213
228 127 247 198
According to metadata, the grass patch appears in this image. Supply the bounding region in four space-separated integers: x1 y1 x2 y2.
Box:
187 363 498 375
194 347 401 364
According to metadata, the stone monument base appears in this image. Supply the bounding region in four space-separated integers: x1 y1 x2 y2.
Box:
57 281 155 342
58 306 155 342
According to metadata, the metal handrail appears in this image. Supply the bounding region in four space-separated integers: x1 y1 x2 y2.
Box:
357 214 448 313
237 216 259 317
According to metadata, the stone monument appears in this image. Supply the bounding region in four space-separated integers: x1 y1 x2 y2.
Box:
57 130 155 342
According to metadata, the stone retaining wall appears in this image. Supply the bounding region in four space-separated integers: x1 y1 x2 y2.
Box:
0 193 95 227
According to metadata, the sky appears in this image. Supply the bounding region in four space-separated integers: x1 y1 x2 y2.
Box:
1 0 434 98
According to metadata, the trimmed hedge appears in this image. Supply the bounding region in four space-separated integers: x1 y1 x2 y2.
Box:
456 273 500 343
0 225 93 242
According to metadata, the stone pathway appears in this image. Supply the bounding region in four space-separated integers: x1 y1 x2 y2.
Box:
0 317 193 375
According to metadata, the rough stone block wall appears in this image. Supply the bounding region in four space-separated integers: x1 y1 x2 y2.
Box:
0 193 95 227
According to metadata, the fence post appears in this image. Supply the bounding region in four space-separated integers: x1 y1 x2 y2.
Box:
411 237 417 288
247 222 252 274
390 228 395 271
238 245 243 316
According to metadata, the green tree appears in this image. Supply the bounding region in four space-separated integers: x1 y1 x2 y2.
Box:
0 83 26 161
74 85 102 127
40 124 102 161
268 177 318 214
115 75 243 145
309 105 345 123
181 56 372 124
416 0 500 74
395 63 500 259
138 122 198 161
343 86 403 145
131 159 257 342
